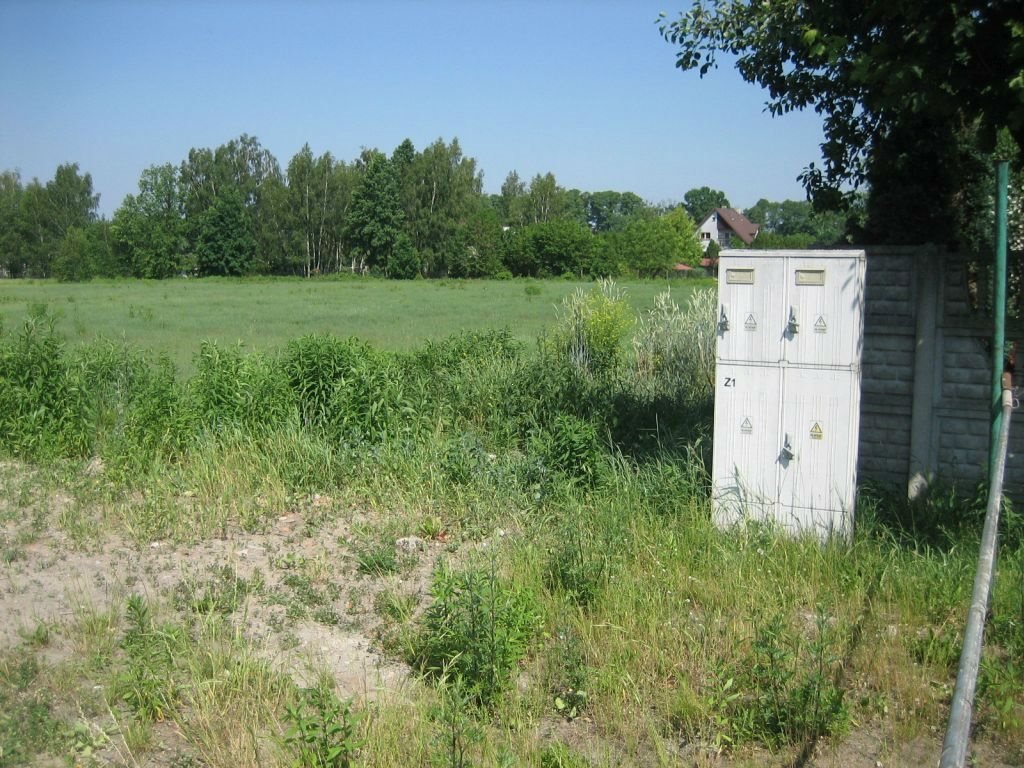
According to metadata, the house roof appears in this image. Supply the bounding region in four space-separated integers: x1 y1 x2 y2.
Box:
697 207 761 245
713 208 760 245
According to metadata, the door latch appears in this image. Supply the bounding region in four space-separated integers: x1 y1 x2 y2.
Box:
787 307 799 335
718 306 730 332
780 434 795 462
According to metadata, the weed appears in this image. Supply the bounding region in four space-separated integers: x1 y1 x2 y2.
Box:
0 651 71 763
545 279 633 377
539 742 592 768
374 589 416 624
543 520 609 608
282 683 363 768
546 627 589 721
115 594 185 722
429 674 483 768
174 564 254 615
726 611 850 748
354 542 399 576
410 561 541 707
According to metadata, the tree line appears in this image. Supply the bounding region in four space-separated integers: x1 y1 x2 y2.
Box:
0 135 860 282
0 136 722 281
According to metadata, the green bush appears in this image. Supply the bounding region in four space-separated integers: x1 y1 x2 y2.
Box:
717 611 849 748
0 307 92 459
281 334 375 431
188 342 295 433
409 563 541 707
544 279 633 377
105 357 192 477
529 414 603 485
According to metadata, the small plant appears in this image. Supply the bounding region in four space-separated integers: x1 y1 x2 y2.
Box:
115 594 184 722
546 627 589 720
282 683 362 768
410 561 541 707
354 542 399 576
726 611 850 748
429 674 483 768
374 589 416 623
539 742 592 768
543 523 609 608
174 564 254 615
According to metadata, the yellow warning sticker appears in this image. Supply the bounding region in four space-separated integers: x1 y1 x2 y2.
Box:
810 422 823 440
740 417 753 434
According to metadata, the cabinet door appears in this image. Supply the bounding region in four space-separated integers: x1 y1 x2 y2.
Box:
712 361 782 526
783 255 865 368
717 256 786 364
775 366 861 539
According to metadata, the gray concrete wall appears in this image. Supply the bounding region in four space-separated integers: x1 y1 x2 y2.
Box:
858 247 1022 494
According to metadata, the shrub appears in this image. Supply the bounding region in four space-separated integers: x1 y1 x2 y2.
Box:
545 279 633 377
188 342 295 433
281 334 375 431
529 414 603 485
105 357 192 477
409 562 541 707
713 611 849 748
0 307 92 459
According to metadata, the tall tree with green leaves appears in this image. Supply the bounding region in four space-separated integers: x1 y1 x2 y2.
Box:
584 190 650 232
286 144 355 276
744 198 846 245
112 164 185 278
0 171 24 277
195 188 256 276
682 186 729 224
404 137 482 276
526 172 566 224
660 0 1024 226
345 151 407 275
498 170 527 227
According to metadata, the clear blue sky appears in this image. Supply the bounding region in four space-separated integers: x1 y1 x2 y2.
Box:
0 0 827 217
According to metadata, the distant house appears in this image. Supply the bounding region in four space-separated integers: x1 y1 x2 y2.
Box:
696 208 760 251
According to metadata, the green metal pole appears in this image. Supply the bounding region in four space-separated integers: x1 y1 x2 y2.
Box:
990 161 1009 481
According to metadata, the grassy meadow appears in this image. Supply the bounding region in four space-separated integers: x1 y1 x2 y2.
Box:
0 276 714 373
0 276 1021 767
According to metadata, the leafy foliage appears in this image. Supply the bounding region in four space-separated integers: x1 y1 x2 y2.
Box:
409 563 541 707
282 684 362 768
660 0 1024 210
545 279 633 377
0 307 92 458
195 188 257 276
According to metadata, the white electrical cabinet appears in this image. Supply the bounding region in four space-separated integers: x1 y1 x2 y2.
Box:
711 250 866 539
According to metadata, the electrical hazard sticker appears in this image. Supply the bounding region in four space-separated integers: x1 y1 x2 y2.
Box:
744 314 757 331
740 418 753 434
814 316 827 333
810 422 823 440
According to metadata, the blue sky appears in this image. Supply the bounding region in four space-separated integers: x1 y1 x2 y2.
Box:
0 0 827 217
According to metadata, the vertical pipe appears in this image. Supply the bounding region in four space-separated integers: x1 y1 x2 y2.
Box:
939 389 1014 768
990 161 1009 479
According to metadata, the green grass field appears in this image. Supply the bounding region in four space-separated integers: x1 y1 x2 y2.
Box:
0 276 714 372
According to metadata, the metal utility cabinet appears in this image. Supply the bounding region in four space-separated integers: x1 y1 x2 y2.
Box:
711 250 866 539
